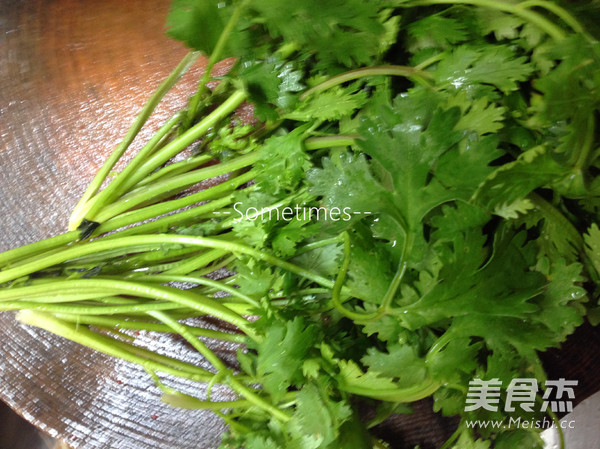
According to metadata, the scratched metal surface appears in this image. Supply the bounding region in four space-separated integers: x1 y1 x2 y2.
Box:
0 1 236 448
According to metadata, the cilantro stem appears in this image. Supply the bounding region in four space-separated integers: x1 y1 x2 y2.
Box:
164 248 229 275
134 274 259 308
133 154 213 187
90 89 248 213
299 65 431 101
534 394 565 449
0 235 334 295
406 0 566 41
55 313 246 343
162 393 254 410
69 52 200 230
0 279 254 338
0 172 250 268
546 406 565 449
414 52 445 71
331 232 409 322
1 300 189 315
292 235 344 256
304 135 360 150
100 192 238 239
186 0 249 123
70 113 184 229
378 262 408 314
92 152 257 224
519 0 584 33
331 232 370 321
149 312 291 422
16 310 216 382
426 331 453 364
191 254 237 277
227 375 292 423
148 310 227 372
340 376 440 403
0 231 79 268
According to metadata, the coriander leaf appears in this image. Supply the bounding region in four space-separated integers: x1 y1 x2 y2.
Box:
473 146 567 213
428 337 482 385
255 317 318 401
533 257 586 340
494 429 544 449
285 85 368 122
435 45 533 93
477 9 525 41
435 135 503 198
248 0 387 71
336 359 401 398
307 152 393 222
235 260 279 297
450 95 506 135
271 219 319 258
531 34 600 123
345 225 394 305
288 382 352 449
357 90 463 229
398 231 544 330
361 343 427 388
584 223 600 276
292 243 343 279
255 126 312 195
166 0 249 57
493 198 535 220
240 60 305 121
407 15 468 51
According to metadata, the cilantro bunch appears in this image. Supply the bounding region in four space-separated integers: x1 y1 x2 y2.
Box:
1 1 599 448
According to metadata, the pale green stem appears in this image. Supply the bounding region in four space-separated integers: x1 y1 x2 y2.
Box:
0 279 254 339
147 310 226 372
17 310 215 382
70 52 200 230
72 113 183 227
93 151 257 224
299 65 430 101
117 90 247 194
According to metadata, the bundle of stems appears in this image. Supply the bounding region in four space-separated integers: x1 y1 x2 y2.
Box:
0 52 370 419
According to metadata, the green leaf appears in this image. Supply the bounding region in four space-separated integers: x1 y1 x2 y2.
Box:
255 126 312 195
288 382 352 449
271 218 320 258
292 243 343 279
408 15 468 51
336 359 400 398
361 343 427 388
474 146 567 213
399 231 544 330
255 317 318 401
477 9 525 41
494 429 544 449
435 45 533 93
356 90 463 229
450 94 506 135
248 0 387 71
584 223 600 276
166 0 249 57
285 85 368 122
